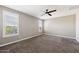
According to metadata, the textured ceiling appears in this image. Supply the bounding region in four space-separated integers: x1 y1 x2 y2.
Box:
4 5 79 19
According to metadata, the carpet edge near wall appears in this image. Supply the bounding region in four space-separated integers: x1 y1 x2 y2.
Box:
0 34 42 47
44 33 76 39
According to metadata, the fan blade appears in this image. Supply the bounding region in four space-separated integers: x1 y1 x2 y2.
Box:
49 10 56 13
48 13 52 16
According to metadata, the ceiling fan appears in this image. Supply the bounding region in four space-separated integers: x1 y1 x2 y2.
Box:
42 9 56 16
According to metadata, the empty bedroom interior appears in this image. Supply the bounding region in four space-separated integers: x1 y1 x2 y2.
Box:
0 5 79 53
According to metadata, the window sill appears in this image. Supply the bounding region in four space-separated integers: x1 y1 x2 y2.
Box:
3 33 19 38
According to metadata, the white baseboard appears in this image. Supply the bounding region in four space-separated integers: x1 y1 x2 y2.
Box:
44 33 76 39
0 34 42 47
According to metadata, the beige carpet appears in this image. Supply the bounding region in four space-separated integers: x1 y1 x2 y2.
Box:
0 35 79 53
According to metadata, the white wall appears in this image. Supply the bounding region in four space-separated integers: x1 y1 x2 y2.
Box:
0 6 43 46
76 12 79 42
44 8 79 41
44 15 76 39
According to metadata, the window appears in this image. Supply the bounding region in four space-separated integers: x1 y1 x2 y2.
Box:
38 20 42 32
3 10 19 37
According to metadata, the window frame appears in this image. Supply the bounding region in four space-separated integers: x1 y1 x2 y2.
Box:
3 10 19 38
